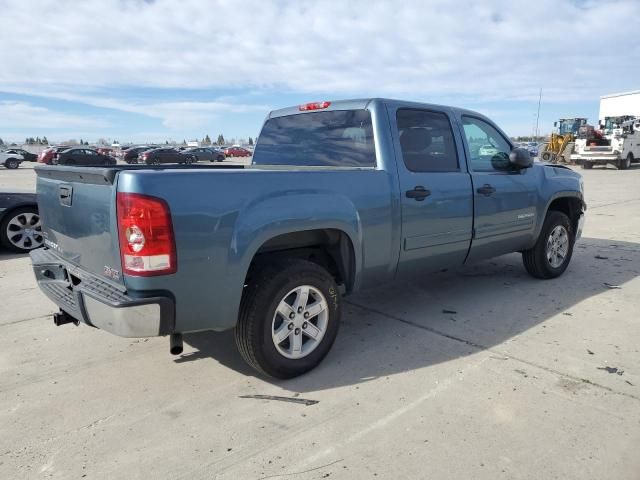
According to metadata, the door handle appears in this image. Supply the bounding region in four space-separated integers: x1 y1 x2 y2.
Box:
406 186 431 201
476 184 496 196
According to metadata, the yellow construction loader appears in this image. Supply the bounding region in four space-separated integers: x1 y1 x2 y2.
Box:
539 118 587 163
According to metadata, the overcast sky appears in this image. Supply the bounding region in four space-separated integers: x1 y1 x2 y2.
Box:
1 0 639 143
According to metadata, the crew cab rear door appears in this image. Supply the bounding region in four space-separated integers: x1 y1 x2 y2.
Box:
388 104 473 276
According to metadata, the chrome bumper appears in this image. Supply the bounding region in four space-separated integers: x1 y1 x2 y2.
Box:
30 248 174 338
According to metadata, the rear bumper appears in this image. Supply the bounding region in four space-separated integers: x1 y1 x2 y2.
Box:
571 154 619 164
30 248 175 337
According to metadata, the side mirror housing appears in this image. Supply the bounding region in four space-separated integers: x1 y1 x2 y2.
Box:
509 147 533 169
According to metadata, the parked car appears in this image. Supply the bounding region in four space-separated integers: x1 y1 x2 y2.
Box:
182 147 224 162
139 147 195 165
0 151 23 169
0 192 42 252
224 146 252 157
121 146 151 164
208 147 226 161
30 98 585 378
3 148 37 162
95 147 114 156
38 146 71 165
56 148 117 166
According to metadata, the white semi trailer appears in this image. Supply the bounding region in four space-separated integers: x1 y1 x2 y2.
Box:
599 90 640 123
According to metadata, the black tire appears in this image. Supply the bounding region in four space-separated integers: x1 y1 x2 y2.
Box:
619 154 632 170
522 211 574 279
217 155 224 162
581 162 593 169
235 258 341 378
0 206 43 253
4 158 20 169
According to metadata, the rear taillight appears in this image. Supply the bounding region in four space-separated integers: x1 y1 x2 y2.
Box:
116 192 177 276
299 101 331 111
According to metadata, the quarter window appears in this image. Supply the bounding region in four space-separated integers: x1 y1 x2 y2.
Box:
396 109 459 172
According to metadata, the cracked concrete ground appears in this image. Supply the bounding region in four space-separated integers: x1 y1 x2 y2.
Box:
1 163 639 479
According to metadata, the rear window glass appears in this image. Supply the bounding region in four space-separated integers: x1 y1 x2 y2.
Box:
253 109 376 167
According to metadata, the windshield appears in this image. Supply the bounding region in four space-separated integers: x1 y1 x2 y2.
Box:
253 109 376 167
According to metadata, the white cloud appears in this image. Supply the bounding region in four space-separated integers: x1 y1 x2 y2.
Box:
0 101 109 129
1 0 639 103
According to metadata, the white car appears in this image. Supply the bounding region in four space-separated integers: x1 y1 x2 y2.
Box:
0 151 23 169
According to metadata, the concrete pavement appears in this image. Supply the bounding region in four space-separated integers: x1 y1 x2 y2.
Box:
1 164 639 479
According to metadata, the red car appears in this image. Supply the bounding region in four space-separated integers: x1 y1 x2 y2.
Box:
38 146 71 164
96 147 114 156
224 146 252 157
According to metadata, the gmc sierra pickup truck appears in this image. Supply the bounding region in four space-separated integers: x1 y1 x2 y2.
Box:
31 99 586 378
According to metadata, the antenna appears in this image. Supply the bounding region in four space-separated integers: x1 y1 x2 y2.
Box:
535 88 542 139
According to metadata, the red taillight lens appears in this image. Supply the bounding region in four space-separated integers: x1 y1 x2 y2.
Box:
116 192 177 276
299 101 331 111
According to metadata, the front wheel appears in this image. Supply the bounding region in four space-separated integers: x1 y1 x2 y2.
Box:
619 154 632 170
4 159 20 169
235 259 341 378
522 211 574 279
581 162 593 169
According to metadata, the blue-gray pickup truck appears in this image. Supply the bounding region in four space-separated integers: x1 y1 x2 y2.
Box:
31 99 586 378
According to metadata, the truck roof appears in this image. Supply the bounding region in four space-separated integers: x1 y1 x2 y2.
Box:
267 98 484 119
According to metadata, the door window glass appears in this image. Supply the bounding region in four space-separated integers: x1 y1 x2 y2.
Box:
396 109 459 172
461 116 512 172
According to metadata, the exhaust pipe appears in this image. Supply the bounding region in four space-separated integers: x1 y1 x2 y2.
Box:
53 310 79 327
170 333 183 355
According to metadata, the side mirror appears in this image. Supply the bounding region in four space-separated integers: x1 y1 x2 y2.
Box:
509 147 533 169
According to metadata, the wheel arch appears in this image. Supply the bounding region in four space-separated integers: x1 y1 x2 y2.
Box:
542 193 584 239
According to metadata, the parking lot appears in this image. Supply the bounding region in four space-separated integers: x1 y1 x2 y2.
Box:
1 163 639 479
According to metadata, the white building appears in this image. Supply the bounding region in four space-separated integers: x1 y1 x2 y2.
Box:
599 90 640 123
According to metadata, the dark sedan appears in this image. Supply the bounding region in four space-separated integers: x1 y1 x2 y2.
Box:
183 147 225 162
0 192 42 253
139 147 196 165
56 148 117 166
122 146 151 164
3 148 38 162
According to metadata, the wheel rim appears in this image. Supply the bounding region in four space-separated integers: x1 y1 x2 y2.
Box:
546 225 569 268
271 285 329 359
6 211 43 250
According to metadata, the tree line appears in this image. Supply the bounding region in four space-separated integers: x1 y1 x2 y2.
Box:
183 134 255 146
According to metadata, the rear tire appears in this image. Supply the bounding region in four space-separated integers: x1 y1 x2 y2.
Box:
235 259 341 378
582 162 593 169
522 211 574 279
0 206 43 253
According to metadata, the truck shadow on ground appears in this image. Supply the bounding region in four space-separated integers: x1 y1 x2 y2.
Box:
179 236 640 391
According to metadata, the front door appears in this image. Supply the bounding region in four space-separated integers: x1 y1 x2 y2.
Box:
459 115 539 263
390 106 474 276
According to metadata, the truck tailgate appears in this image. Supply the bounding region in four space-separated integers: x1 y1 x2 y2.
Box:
35 166 123 285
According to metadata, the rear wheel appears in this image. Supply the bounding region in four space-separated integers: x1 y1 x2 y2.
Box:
522 211 574 279
581 162 593 169
235 259 341 378
0 207 43 253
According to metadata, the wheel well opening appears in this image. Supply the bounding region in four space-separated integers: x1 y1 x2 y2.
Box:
247 229 356 292
548 197 583 235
